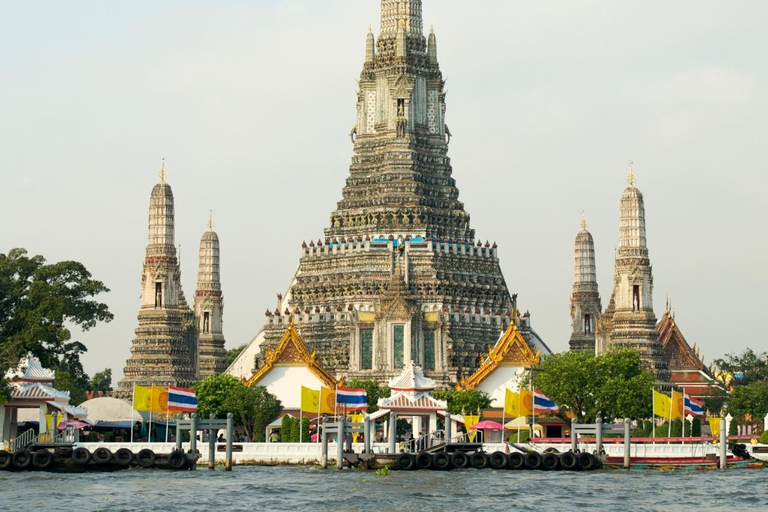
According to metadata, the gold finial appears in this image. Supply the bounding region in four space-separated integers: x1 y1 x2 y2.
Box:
627 160 635 187
158 157 167 183
368 25 373 33
430 25 435 35
580 209 587 230
208 210 215 230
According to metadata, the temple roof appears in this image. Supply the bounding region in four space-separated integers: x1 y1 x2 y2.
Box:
458 320 541 390
246 321 336 389
388 360 436 392
5 355 55 383
657 310 708 373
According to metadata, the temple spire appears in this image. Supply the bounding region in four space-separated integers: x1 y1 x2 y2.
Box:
428 26 437 64
195 214 227 377
365 26 375 63
380 0 423 37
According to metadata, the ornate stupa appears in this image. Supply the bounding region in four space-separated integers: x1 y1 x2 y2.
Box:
230 0 550 386
194 213 228 377
116 161 198 398
596 164 670 385
568 213 602 352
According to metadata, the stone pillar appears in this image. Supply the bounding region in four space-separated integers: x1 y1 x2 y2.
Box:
0 406 8 446
39 405 48 434
388 413 398 454
445 413 452 442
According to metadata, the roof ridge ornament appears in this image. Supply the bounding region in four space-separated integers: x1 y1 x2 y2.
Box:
208 210 215 230
159 156 167 183
580 209 587 230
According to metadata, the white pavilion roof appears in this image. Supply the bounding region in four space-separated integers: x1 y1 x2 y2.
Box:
5 354 55 383
388 360 436 392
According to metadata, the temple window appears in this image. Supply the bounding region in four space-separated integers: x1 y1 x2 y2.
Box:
360 329 373 370
633 285 640 311
584 313 591 334
424 330 435 371
393 324 405 369
154 282 162 308
203 312 210 333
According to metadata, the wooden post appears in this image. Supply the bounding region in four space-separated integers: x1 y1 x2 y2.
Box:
720 418 727 471
445 413 452 442
623 418 631 470
388 412 397 454
595 418 603 455
321 416 328 469
189 414 198 471
571 418 578 453
225 413 234 471
336 420 345 470
363 416 371 454
175 422 182 451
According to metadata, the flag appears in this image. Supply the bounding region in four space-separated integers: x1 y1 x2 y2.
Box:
533 389 559 413
504 389 533 416
301 386 320 414
320 386 336 415
463 414 480 442
133 385 152 411
684 395 705 416
671 390 685 419
336 387 368 411
653 390 673 419
150 385 169 414
168 386 198 413
709 417 721 437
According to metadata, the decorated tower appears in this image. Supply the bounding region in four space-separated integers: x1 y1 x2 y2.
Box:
568 213 602 353
195 213 227 377
116 161 198 398
239 0 550 386
597 165 669 384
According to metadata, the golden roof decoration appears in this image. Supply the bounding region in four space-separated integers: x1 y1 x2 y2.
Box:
246 321 337 389
657 310 706 372
457 321 540 390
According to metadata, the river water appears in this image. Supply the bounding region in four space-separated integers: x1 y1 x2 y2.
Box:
2 466 766 512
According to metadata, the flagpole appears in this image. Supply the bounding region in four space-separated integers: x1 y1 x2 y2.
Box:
131 383 135 444
681 390 686 446
652 388 656 442
517 387 521 444
317 389 321 444
668 390 673 444
501 391 506 448
149 384 154 443
530 366 536 442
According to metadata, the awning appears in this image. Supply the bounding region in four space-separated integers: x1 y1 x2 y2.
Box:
93 420 139 429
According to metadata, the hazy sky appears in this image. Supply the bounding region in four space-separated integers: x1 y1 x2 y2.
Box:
2 0 766 382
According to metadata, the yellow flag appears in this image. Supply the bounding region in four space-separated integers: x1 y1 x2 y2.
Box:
671 390 685 419
709 417 721 437
505 389 534 417
301 386 320 414
463 414 480 442
653 390 672 419
520 389 534 416
150 386 168 414
133 385 152 411
320 387 336 415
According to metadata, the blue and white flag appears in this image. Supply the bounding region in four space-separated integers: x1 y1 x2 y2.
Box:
684 395 705 416
168 386 198 413
335 387 368 410
533 389 559 413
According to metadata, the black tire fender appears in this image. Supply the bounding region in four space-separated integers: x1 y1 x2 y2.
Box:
489 451 507 470
12 450 32 470
560 452 578 471
524 451 542 470
432 452 451 471
470 452 488 469
507 452 525 470
415 452 433 470
136 449 156 468
32 450 54 470
450 451 469 469
541 452 560 471
114 448 134 466
93 447 113 465
0 450 12 470
72 447 91 465
168 450 186 470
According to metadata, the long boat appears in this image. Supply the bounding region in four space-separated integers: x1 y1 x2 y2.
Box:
602 455 763 470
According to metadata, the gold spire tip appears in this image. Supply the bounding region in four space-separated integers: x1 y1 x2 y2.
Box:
627 160 635 187
580 209 587 230
208 210 215 230
158 156 167 183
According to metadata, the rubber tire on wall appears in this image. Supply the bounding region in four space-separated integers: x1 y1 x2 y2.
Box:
0 450 12 470
32 450 54 470
114 448 134 466
416 452 433 470
168 450 186 470
489 451 507 470
541 453 560 471
396 453 415 471
559 452 578 471
577 452 596 471
524 452 542 470
136 449 156 468
93 447 113 465
54 447 73 458
470 452 489 469
13 450 32 470
507 452 525 470
72 447 91 465
432 452 451 471
450 451 469 469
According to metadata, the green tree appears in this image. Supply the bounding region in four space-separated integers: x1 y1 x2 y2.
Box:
728 419 739 436
0 248 113 401
89 368 112 394
432 388 492 415
714 349 768 387
533 349 654 423
691 417 702 437
193 374 281 441
346 379 391 413
727 381 768 423
226 344 248 366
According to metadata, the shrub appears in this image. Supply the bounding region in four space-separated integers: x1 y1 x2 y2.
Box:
760 430 768 444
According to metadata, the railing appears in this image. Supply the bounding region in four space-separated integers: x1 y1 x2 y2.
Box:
404 431 449 453
9 429 36 453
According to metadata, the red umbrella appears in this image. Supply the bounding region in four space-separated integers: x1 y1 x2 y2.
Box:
468 420 505 431
58 420 90 430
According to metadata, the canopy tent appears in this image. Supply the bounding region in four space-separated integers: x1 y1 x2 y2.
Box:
505 416 544 434
78 397 148 425
468 420 504 431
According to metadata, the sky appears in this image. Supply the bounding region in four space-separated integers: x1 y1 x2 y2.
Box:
1 0 766 382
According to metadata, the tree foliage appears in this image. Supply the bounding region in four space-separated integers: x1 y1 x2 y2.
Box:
193 374 282 441
0 248 113 400
726 381 768 421
89 368 112 394
432 388 492 415
346 378 391 413
226 344 248 366
532 349 654 423
714 349 768 387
